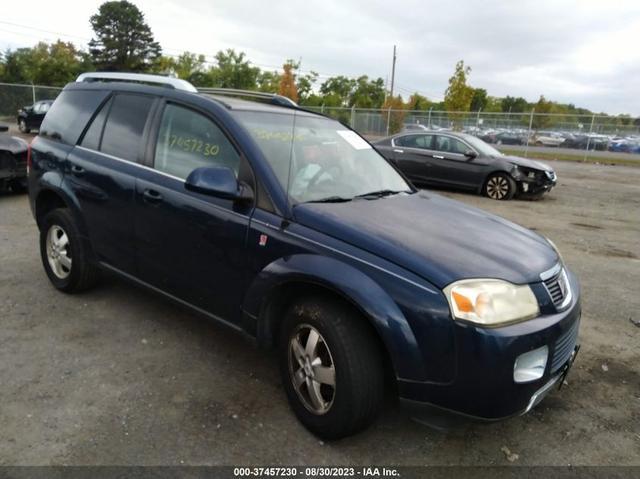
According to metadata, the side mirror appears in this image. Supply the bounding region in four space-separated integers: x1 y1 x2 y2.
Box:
464 150 478 159
185 166 254 202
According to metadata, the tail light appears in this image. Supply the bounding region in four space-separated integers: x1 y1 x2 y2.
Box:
26 143 32 175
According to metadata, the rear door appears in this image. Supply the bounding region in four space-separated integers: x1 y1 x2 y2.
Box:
134 100 255 323
67 92 157 274
392 134 436 183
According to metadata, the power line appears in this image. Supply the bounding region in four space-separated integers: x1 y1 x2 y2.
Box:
0 20 436 95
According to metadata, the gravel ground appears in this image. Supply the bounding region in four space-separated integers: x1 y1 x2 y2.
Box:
0 160 638 466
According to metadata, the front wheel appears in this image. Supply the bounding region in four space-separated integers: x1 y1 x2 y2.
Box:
40 208 99 293
279 297 384 439
484 173 516 200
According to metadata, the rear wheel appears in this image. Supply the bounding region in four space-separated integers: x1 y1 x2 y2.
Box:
484 173 516 200
279 297 384 439
40 208 99 293
18 119 30 134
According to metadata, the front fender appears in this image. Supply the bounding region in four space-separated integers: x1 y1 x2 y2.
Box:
243 253 428 380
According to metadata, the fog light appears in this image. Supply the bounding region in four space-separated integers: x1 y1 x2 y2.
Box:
514 346 548 383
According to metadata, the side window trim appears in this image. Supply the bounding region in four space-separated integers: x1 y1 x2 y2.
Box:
77 93 113 148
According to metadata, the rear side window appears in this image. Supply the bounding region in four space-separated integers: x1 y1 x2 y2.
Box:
153 103 240 179
39 90 109 144
80 97 112 151
100 94 154 161
397 134 432 149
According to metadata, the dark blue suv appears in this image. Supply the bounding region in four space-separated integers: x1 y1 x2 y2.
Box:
28 73 581 439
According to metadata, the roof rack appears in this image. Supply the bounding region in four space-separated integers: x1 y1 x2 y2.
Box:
76 72 198 93
198 88 298 107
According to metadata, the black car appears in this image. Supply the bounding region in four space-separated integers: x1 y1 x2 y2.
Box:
28 72 580 439
17 100 54 133
374 131 557 200
0 124 29 192
494 131 526 145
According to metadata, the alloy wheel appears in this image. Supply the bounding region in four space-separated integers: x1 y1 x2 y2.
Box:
19 120 26 132
46 225 72 279
486 176 510 200
288 324 336 415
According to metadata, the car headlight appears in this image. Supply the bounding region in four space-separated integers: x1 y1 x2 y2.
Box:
444 279 540 327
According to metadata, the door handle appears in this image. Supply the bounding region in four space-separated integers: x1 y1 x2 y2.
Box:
433 155 445 159
70 165 85 176
393 149 404 154
143 189 163 204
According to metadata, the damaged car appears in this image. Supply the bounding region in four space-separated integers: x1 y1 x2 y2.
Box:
374 131 557 200
0 124 29 193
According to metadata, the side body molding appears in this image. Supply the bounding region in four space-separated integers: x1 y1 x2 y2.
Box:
242 253 428 380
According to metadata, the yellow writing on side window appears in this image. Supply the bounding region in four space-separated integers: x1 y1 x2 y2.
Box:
169 135 220 156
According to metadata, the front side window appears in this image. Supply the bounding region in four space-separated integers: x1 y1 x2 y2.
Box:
154 103 241 180
233 111 411 204
435 136 469 154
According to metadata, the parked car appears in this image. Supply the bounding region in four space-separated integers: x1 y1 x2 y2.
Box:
0 124 29 192
29 72 580 439
563 134 609 151
17 100 54 133
494 131 527 145
532 132 565 147
374 131 557 200
401 123 430 132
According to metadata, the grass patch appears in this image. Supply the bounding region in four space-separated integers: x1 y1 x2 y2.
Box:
499 148 639 167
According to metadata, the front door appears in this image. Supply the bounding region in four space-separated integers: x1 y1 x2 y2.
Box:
135 101 254 324
430 135 486 189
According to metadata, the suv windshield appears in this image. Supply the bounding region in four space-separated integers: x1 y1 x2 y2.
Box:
232 111 411 204
463 134 504 157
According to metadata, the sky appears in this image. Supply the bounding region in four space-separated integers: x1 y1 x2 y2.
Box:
1 0 639 115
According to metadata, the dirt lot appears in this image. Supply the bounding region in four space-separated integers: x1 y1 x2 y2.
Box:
0 160 638 466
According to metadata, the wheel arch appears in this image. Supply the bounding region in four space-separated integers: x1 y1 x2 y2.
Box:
243 254 427 381
34 186 90 241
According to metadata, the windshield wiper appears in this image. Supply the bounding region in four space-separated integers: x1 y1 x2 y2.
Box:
354 189 408 199
303 196 353 204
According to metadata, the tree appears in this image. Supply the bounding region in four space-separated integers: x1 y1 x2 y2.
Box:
350 76 385 108
531 95 555 129
208 49 259 89
0 41 92 85
406 93 431 111
296 70 318 103
381 95 406 134
501 96 529 113
89 1 161 72
319 76 356 107
278 60 298 102
257 70 280 93
470 88 488 112
444 60 474 128
154 52 207 84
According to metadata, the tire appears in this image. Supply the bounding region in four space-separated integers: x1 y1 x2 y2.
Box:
18 119 30 134
10 178 27 194
39 208 99 293
484 172 516 201
279 297 384 439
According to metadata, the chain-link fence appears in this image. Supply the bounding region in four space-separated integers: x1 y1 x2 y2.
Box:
1 82 638 157
305 106 640 156
0 83 62 122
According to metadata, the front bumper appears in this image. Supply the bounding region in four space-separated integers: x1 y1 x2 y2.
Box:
517 171 556 196
398 269 581 420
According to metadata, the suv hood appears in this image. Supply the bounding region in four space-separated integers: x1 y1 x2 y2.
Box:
293 192 557 289
501 155 554 172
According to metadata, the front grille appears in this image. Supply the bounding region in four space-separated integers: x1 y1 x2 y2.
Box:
551 319 579 373
543 268 570 309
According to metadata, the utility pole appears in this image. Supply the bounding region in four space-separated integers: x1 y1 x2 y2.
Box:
389 45 397 99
